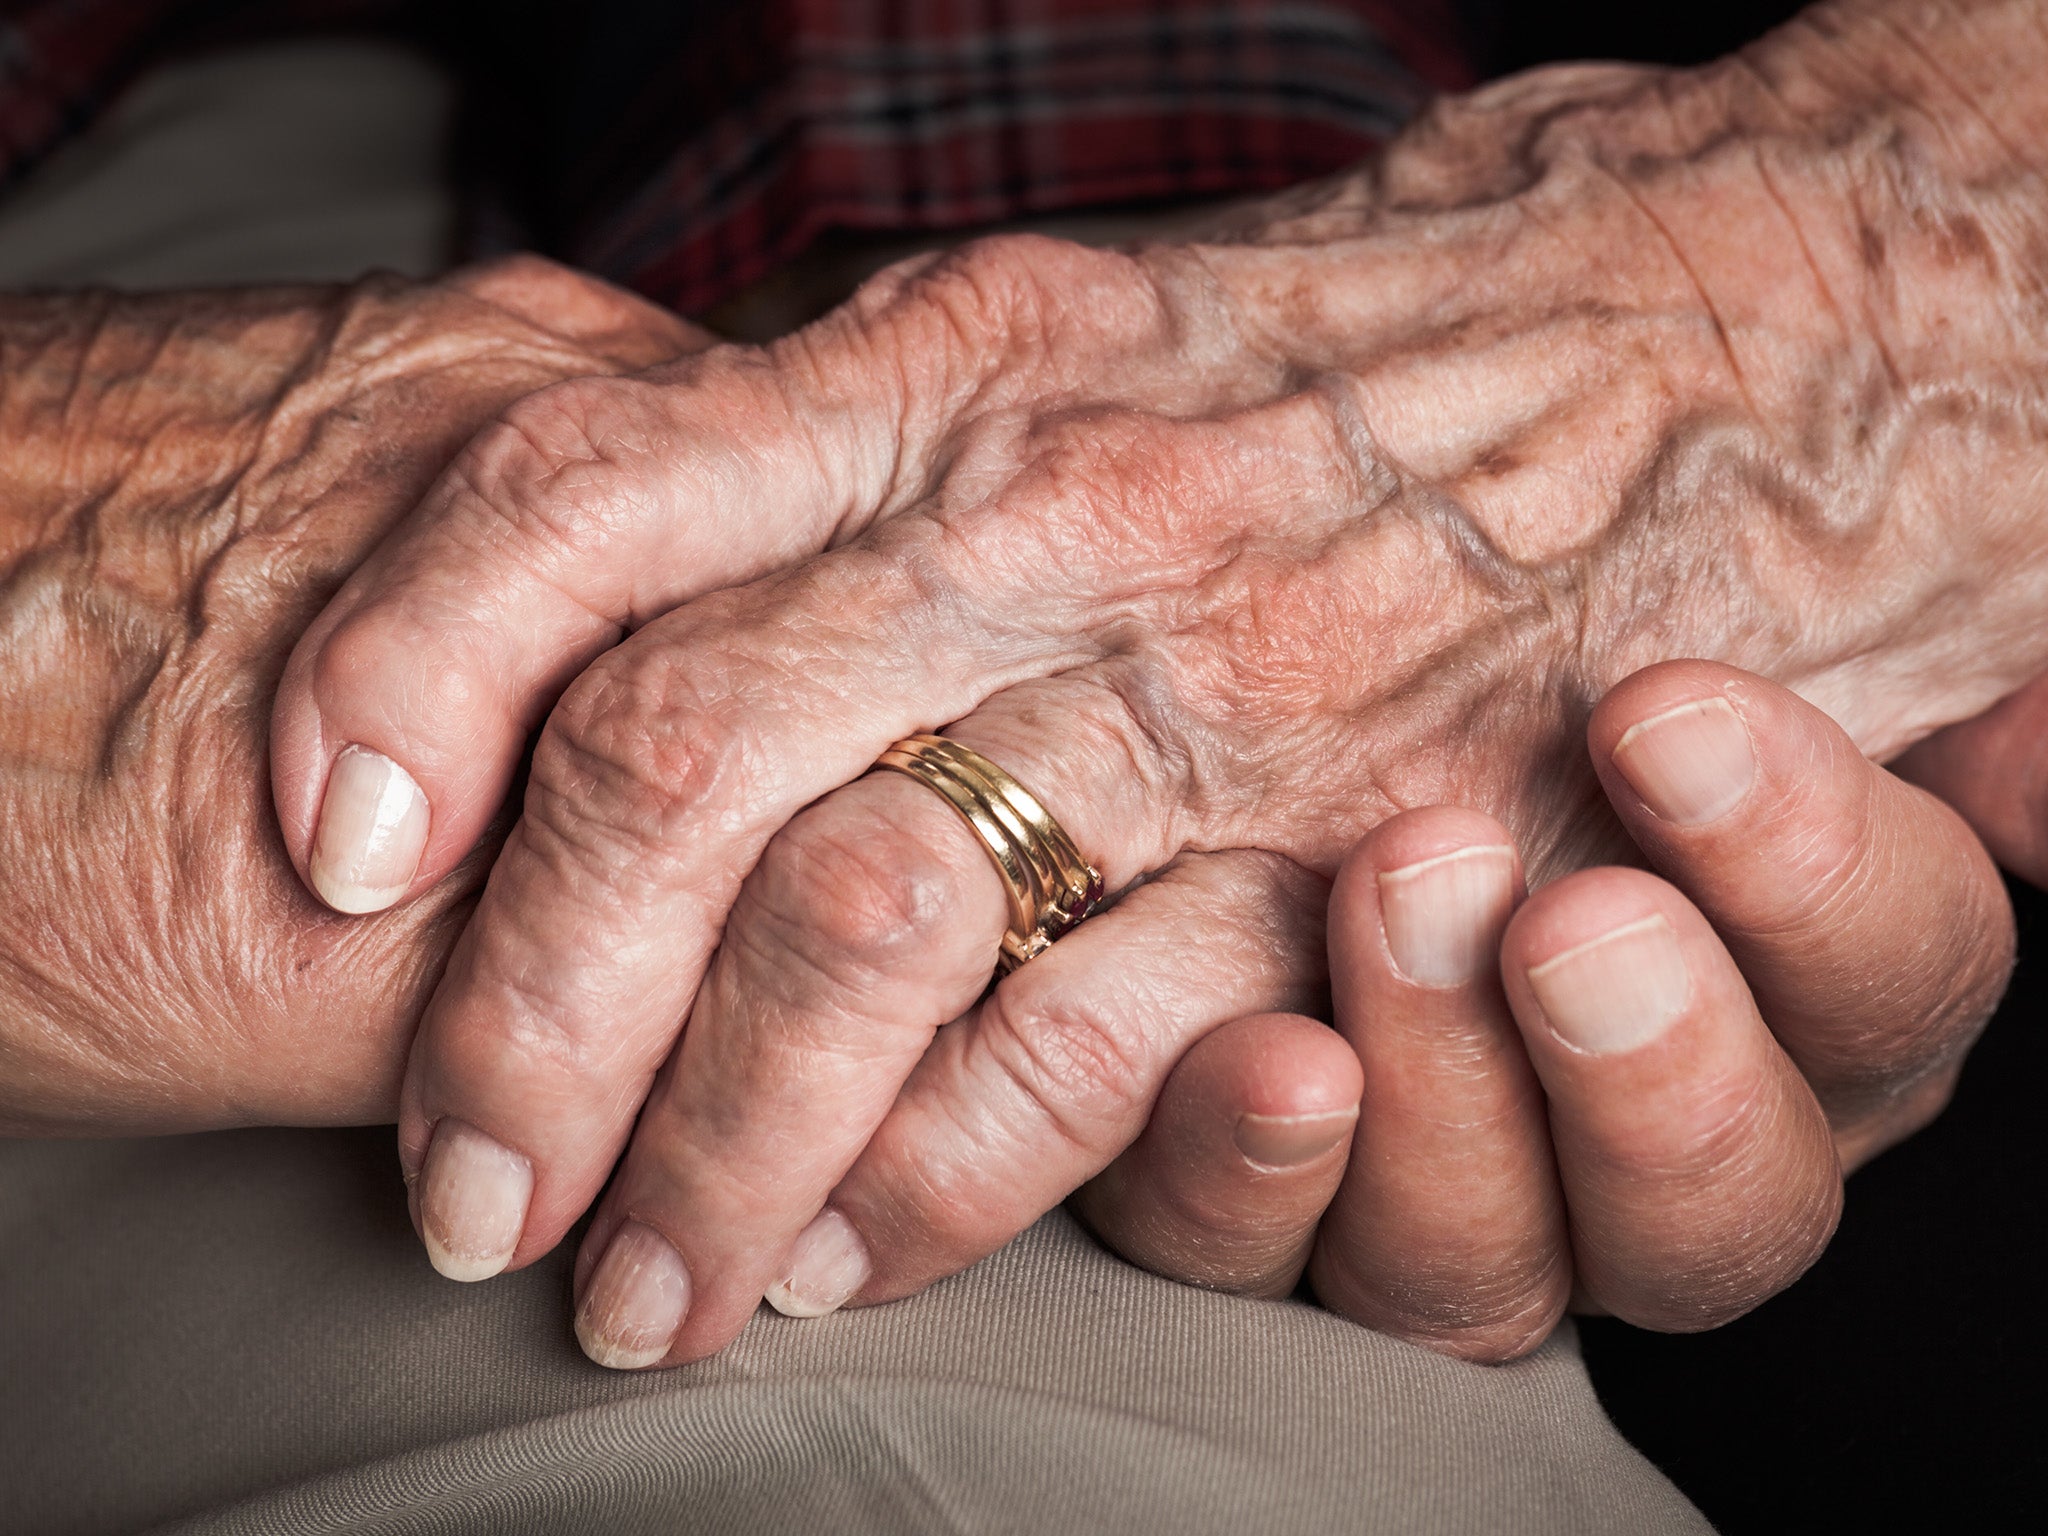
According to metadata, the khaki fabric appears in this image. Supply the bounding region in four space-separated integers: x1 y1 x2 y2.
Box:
0 1129 1711 1536
0 40 1709 1536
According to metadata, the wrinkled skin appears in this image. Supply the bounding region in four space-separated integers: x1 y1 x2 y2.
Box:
1072 659 2016 1359
266 0 2048 1364
0 260 705 1133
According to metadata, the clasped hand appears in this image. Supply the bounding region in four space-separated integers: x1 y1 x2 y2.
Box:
254 21 2048 1367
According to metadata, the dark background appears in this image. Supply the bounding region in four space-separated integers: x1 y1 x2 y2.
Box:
1493 4 2044 1529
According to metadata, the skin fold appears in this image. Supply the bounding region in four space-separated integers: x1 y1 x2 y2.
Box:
252 0 2048 1365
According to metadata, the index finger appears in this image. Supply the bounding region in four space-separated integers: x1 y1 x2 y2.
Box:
1589 661 2015 1160
268 244 1050 913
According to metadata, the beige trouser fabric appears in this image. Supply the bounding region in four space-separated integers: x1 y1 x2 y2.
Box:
0 1129 1711 1536
0 41 1711 1536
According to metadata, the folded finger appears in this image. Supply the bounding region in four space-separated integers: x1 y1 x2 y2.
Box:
1304 808 1571 1362
398 534 1080 1284
728 850 1332 1330
1590 661 2015 1163
1501 867 1843 1332
1068 1024 1360 1300
270 238 1138 916
406 383 1376 1306
270 348 889 916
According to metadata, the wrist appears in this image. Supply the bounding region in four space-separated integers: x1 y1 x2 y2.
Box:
0 280 609 1133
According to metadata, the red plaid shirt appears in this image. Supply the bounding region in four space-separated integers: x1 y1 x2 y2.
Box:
0 0 1472 315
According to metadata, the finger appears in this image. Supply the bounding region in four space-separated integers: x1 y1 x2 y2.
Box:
401 553 1179 1294
567 844 1325 1368
1069 1012 1361 1300
270 349 882 916
543 609 1318 1358
1896 668 2048 887
1500 867 1844 1332
396 528 1076 1286
269 235 1135 915
397 378 1379 1297
746 850 1331 1322
1590 661 2016 1163
1302 808 1573 1363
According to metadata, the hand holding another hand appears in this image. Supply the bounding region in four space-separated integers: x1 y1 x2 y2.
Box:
1080 661 2014 1358
262 0 2048 1366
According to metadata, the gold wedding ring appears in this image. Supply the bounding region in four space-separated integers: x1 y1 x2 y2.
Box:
874 734 1105 973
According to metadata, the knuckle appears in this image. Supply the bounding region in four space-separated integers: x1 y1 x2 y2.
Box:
445 379 648 563
859 1128 1002 1256
1077 662 1208 819
1314 1239 1569 1363
440 906 642 1090
527 647 732 864
1011 415 1228 574
742 804 980 984
890 233 1149 375
1816 945 2007 1109
309 606 480 735
835 234 1060 392
924 233 1078 323
977 979 1154 1157
997 412 1280 590
970 663 1202 852
1604 1186 1839 1333
1585 1110 1844 1333
1743 756 1880 936
1746 779 2015 1096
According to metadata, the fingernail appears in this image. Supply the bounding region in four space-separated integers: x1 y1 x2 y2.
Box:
576 1220 691 1370
311 745 430 913
1377 845 1518 987
1527 915 1691 1054
764 1208 871 1319
1612 697 1755 826
417 1119 532 1282
1234 1107 1359 1168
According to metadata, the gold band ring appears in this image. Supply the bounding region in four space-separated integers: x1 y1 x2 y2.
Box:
873 734 1105 973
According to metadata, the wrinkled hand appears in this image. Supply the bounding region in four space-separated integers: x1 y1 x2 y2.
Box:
1078 662 2015 1356
0 259 703 1133
267 0 2048 1366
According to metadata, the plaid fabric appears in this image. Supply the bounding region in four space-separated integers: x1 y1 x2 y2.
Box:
549 1 1470 314
0 0 1472 315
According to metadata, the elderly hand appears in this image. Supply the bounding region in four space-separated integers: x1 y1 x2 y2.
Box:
0 259 703 1133
1077 661 2015 1356
267 0 2048 1365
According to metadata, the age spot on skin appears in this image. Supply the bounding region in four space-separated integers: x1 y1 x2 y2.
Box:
1934 212 1994 269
